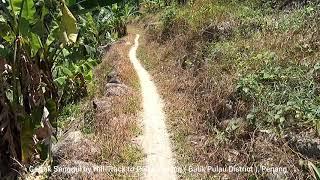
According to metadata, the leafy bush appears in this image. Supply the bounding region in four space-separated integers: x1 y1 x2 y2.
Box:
161 5 176 27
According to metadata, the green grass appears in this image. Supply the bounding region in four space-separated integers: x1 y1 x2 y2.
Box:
57 103 82 130
119 144 144 166
137 43 154 71
237 61 320 134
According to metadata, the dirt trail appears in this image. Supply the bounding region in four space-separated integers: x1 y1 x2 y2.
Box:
129 34 177 180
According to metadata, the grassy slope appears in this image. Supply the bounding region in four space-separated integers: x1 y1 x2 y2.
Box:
93 35 143 171
138 0 320 179
55 35 143 179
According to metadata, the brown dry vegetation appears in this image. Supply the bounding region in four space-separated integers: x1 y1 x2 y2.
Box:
93 35 143 178
136 0 320 179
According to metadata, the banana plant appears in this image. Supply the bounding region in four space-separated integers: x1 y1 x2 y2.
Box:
101 3 137 37
1 0 138 178
0 0 78 178
68 0 123 14
53 58 98 106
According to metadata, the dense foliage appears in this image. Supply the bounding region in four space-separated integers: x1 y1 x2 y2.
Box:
0 0 137 178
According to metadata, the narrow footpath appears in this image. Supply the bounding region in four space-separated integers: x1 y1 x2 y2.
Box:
129 34 177 180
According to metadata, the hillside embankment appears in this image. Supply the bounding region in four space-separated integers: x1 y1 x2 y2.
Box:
135 1 320 179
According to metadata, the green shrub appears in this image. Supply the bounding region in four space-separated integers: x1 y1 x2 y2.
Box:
142 0 166 13
161 6 177 29
237 60 320 134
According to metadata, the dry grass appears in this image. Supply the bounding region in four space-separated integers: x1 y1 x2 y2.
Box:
138 30 307 179
135 1 320 179
93 34 143 176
